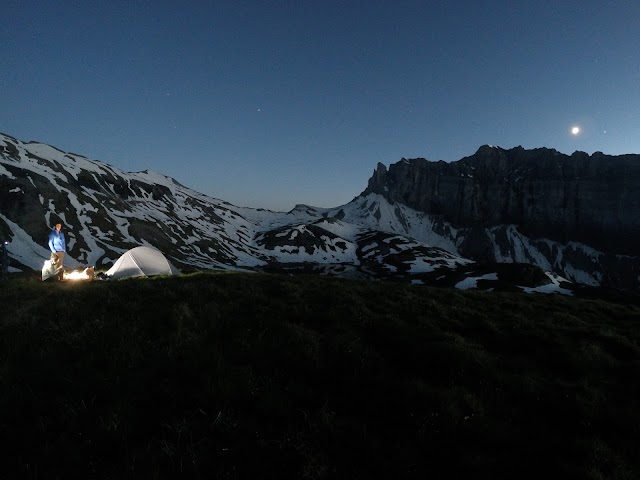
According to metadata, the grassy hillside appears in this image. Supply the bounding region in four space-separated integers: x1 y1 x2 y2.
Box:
1 272 639 479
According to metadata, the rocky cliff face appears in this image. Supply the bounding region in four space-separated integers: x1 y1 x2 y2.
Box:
365 145 640 256
362 146 640 289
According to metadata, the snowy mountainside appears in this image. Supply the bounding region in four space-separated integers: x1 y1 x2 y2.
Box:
1 131 627 292
322 193 638 288
326 194 460 252
254 216 471 277
1 133 278 270
0 133 474 285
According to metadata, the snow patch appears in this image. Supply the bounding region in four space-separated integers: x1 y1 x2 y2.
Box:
0 162 16 179
520 272 574 296
455 273 498 290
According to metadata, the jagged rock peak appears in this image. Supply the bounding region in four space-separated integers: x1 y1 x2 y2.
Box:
366 162 388 195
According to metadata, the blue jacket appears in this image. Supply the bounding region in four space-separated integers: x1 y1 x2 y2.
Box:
48 229 66 253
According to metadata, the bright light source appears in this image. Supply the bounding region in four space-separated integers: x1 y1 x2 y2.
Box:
571 126 580 135
63 267 95 281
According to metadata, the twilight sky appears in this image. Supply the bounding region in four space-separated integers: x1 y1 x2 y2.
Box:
2 0 639 211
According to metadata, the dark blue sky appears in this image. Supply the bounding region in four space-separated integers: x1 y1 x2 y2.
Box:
2 0 639 210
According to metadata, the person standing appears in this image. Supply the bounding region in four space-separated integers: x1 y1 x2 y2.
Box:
48 221 66 279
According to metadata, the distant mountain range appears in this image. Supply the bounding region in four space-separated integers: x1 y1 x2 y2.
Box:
1 132 638 291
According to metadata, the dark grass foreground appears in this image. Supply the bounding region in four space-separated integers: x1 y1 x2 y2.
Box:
0 272 639 479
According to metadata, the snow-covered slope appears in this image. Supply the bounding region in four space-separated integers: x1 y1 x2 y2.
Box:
2 131 627 292
323 194 639 289
1 133 265 270
0 133 474 285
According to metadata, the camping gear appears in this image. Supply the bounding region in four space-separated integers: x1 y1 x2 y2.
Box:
105 246 180 280
42 252 63 281
64 266 95 281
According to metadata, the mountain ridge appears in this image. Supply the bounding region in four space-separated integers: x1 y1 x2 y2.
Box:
364 144 640 256
1 133 638 290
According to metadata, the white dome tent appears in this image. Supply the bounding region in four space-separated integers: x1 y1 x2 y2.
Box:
106 246 180 280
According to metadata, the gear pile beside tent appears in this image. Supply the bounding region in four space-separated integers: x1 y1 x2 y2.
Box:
42 253 64 281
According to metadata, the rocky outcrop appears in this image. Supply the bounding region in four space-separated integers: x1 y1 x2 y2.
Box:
364 146 640 256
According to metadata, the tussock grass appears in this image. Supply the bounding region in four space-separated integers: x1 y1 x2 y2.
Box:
0 272 639 479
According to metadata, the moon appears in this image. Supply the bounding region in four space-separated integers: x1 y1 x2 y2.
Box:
571 126 580 135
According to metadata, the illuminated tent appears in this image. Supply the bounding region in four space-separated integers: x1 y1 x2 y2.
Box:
105 246 180 280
